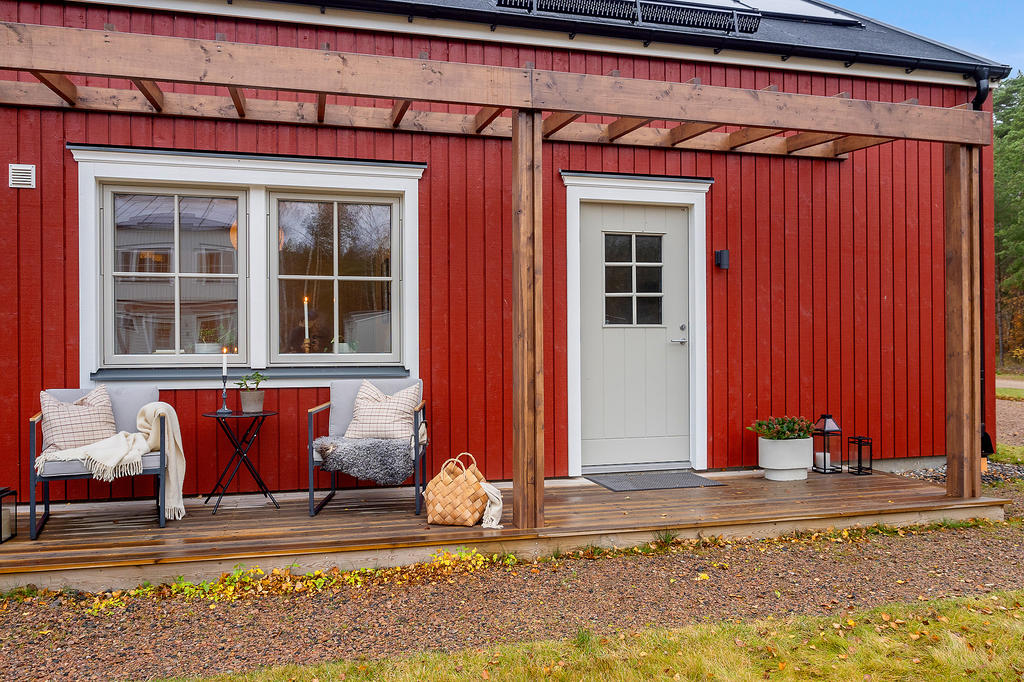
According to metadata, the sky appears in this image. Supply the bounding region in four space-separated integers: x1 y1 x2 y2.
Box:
836 1 1023 74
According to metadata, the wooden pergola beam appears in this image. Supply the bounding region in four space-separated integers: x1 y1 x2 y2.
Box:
0 80 861 160
542 111 580 137
473 105 504 133
0 21 991 145
511 109 544 529
227 86 246 118
29 70 76 104
605 116 654 142
667 122 720 145
316 92 327 123
129 78 163 111
391 99 412 127
786 131 845 153
944 143 983 499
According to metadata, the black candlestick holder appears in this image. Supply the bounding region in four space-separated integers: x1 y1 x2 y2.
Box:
216 373 232 415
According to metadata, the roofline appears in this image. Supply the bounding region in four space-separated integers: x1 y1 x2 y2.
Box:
73 0 1006 85
298 0 1010 80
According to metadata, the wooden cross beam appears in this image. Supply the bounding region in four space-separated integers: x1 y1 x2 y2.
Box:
604 116 655 142
391 99 412 127
228 86 246 118
0 21 992 145
29 70 76 105
130 78 163 111
542 112 580 137
473 106 504 133
316 93 327 123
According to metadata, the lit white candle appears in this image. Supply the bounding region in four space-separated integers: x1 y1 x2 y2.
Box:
221 347 228 376
303 296 310 341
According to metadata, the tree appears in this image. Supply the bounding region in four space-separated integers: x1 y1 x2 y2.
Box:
993 72 1024 363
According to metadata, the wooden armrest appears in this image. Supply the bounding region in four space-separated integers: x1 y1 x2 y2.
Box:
415 400 426 412
308 401 331 414
29 410 42 424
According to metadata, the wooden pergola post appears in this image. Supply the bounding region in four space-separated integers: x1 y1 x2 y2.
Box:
512 109 545 528
944 143 983 498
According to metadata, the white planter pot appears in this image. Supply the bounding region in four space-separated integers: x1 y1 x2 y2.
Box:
758 437 813 481
239 390 265 413
194 342 223 354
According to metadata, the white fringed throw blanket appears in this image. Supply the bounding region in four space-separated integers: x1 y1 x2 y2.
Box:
34 402 187 520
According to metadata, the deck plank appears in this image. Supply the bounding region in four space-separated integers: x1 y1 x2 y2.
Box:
0 473 1006 574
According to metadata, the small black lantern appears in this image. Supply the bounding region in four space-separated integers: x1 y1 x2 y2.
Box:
812 414 842 474
0 487 16 544
847 436 873 475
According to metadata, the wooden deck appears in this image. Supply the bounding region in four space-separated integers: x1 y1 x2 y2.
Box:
0 472 1007 590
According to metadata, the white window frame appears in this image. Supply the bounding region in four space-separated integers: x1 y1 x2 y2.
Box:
101 185 248 366
72 147 424 388
269 191 402 365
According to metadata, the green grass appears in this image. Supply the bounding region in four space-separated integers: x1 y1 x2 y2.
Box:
173 591 1024 681
996 386 1024 400
993 444 1024 466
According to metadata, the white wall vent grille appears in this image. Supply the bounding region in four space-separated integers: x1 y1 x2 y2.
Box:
9 164 36 189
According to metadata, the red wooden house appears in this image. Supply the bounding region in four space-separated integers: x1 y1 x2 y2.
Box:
0 0 1009 564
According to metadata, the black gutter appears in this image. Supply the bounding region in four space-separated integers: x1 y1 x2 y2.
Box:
973 68 996 457
281 0 1012 81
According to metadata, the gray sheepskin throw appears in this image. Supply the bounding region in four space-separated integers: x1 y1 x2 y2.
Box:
312 435 413 486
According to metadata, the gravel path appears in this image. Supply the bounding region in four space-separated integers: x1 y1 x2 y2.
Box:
997 399 1024 446
2 511 1022 681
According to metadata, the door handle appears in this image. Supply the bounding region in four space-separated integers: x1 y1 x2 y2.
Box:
670 338 688 344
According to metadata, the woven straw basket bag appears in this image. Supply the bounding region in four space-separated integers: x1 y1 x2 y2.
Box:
423 452 489 526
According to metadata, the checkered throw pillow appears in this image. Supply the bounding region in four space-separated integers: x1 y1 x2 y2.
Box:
344 380 421 440
39 385 118 451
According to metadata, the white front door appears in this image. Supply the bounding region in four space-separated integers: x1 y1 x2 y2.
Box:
580 202 691 470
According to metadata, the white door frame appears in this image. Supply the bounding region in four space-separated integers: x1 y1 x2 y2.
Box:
563 172 711 476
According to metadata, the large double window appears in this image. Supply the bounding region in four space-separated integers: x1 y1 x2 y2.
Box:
98 182 406 369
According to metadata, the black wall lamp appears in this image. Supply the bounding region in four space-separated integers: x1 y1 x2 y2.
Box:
714 249 729 269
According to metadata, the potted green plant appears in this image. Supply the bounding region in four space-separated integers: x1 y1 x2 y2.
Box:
747 416 814 481
236 371 267 413
195 326 224 354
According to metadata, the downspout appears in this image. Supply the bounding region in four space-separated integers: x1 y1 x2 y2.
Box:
973 68 996 458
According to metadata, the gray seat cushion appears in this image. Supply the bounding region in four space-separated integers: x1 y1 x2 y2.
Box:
38 450 163 478
328 378 421 437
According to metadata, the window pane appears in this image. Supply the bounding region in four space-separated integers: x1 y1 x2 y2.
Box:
338 281 392 353
604 234 631 262
636 266 662 293
604 266 632 293
637 297 662 325
179 197 238 274
635 235 662 263
180 278 238 353
279 280 335 354
114 194 174 273
338 204 392 277
278 200 334 277
113 276 175 354
605 297 632 325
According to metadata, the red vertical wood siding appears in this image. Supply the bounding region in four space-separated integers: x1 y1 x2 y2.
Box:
0 0 996 501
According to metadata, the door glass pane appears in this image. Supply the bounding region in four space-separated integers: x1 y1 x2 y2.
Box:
605 297 632 325
604 266 632 293
279 280 335 354
278 200 334 276
113 276 175 354
604 234 631 262
113 194 174 273
338 281 392 353
338 204 392 277
636 266 662 293
179 197 239 274
636 297 663 325
635 235 662 263
180 277 238 353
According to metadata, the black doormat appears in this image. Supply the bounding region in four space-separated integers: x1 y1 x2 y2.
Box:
585 469 724 492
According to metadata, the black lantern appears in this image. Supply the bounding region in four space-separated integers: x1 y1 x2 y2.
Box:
0 487 16 544
847 436 873 475
812 414 842 474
